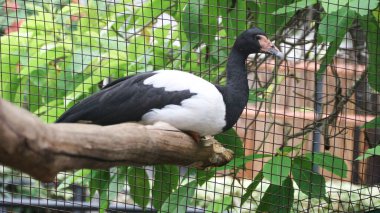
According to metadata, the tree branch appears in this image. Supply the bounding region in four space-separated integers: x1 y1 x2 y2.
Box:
285 67 368 141
0 99 233 182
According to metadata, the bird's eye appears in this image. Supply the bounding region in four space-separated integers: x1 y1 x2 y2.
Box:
256 35 261 40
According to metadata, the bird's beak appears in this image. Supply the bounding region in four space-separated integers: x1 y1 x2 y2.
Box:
265 46 284 59
258 35 284 59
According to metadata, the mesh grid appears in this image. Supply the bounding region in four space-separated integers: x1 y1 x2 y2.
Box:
0 0 380 212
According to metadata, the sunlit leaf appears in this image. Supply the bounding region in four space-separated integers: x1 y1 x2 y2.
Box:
113 0 171 36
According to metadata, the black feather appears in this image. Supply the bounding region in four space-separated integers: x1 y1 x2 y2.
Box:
56 72 196 125
101 75 134 90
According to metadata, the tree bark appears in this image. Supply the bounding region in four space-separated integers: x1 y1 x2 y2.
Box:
0 99 233 182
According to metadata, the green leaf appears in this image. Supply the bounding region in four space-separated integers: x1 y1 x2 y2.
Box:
57 169 92 190
263 155 292 185
152 165 180 209
114 0 171 37
241 171 264 205
362 117 380 129
182 0 205 48
363 14 380 92
249 88 267 103
305 152 347 178
0 35 25 102
160 179 197 213
317 6 355 76
356 145 380 160
88 170 109 202
214 128 244 158
319 6 356 43
38 101 67 123
135 0 172 29
275 0 318 14
25 11 55 31
88 170 101 201
15 43 69 109
349 0 379 16
292 157 326 198
320 0 349 14
196 169 217 186
219 0 248 44
221 154 272 171
201 0 219 46
206 195 233 212
99 171 111 213
108 166 128 202
127 167 151 208
279 146 296 154
256 0 294 36
67 47 100 73
59 3 81 18
257 176 294 213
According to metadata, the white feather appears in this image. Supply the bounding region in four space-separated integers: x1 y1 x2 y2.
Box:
141 70 226 136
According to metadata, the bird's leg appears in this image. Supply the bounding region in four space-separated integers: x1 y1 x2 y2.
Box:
184 131 202 144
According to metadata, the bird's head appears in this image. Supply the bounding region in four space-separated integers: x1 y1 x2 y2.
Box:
234 27 284 59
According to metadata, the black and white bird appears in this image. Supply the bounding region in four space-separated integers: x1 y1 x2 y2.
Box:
56 27 283 139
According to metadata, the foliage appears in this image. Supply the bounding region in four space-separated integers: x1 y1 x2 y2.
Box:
0 0 379 212
194 176 380 212
0 166 73 201
356 145 380 160
274 0 380 79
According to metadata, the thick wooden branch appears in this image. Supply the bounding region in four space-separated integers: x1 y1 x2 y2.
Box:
0 99 233 182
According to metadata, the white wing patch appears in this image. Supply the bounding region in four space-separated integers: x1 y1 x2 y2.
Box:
141 70 226 136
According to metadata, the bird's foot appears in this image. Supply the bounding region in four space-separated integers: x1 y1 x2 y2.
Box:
185 131 202 143
189 136 234 169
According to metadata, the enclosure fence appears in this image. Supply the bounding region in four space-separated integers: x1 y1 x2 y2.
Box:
0 0 380 212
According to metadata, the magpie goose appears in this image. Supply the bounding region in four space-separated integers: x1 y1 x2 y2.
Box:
56 27 283 138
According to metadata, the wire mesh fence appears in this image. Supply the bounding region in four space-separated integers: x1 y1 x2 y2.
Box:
0 0 379 212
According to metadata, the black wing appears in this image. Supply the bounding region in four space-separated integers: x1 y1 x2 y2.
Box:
100 75 133 90
56 72 196 125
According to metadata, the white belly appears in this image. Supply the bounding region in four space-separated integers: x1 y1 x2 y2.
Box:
141 70 226 136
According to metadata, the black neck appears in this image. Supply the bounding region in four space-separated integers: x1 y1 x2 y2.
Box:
222 45 250 131
226 47 250 90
